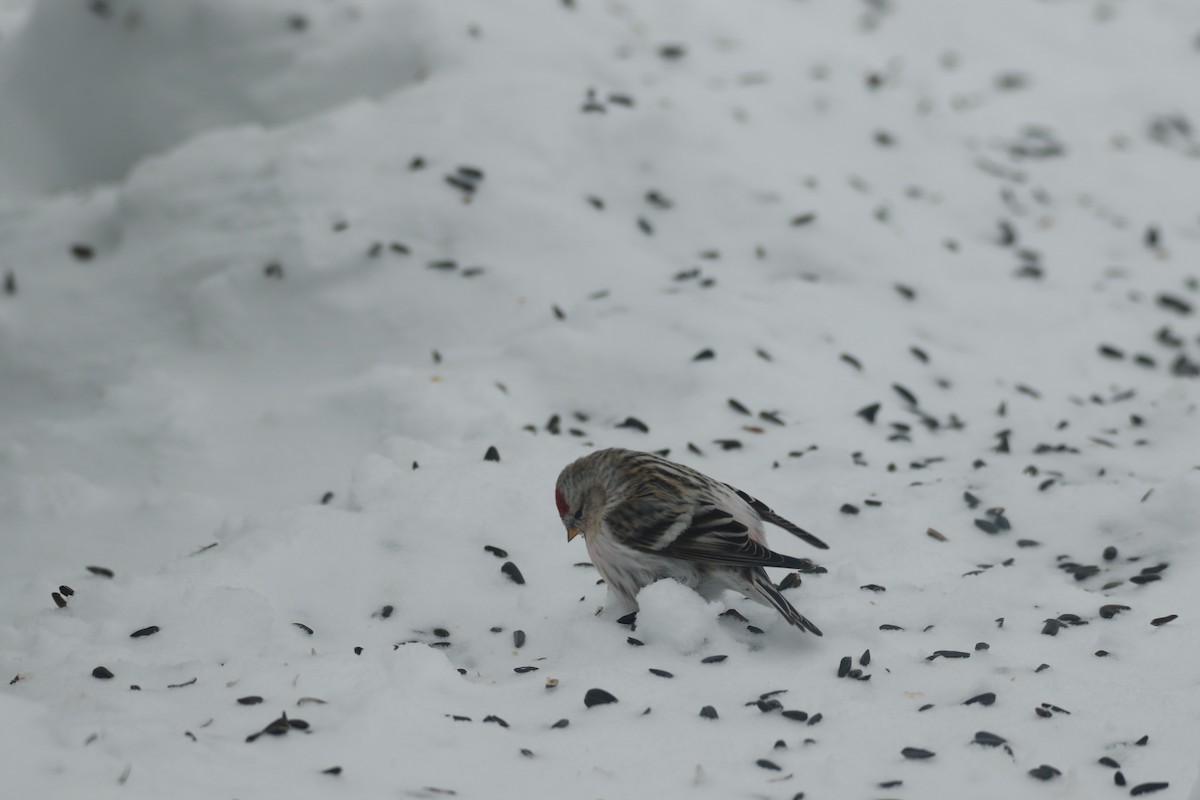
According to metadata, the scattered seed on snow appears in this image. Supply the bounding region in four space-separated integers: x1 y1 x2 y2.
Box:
975 519 1000 534
500 562 525 585
237 696 264 705
584 688 618 708
293 623 314 635
92 666 114 679
70 243 95 261
901 748 935 760
856 403 882 424
444 174 476 193
130 626 159 638
483 715 509 727
699 706 718 719
86 566 114 578
836 353 864 372
756 759 782 771
782 710 808 722
616 417 649 433
1150 614 1177 626
1156 294 1192 315
168 677 197 689
973 731 1006 747
701 655 728 664
52 592 67 608
1131 782 1170 795
778 573 802 590
964 692 996 706
1028 765 1061 781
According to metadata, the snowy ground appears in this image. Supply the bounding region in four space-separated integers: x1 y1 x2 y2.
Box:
2 1 1199 798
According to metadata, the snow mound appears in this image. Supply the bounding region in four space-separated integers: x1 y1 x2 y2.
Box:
0 0 435 198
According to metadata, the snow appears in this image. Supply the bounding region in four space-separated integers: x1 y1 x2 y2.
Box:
2 0 1199 798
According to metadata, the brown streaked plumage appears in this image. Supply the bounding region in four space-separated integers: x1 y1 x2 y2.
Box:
555 448 827 634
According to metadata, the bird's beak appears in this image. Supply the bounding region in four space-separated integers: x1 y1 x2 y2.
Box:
567 526 580 542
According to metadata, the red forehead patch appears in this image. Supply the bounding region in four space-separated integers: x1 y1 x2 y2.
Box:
555 488 568 515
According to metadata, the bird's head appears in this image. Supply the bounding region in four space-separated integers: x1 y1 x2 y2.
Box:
555 485 584 541
554 453 616 542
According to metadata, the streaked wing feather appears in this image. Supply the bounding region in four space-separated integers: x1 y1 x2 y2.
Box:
727 485 829 550
653 504 811 569
607 497 691 551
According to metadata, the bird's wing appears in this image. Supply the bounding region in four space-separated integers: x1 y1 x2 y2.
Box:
661 504 812 568
722 483 829 550
610 494 812 570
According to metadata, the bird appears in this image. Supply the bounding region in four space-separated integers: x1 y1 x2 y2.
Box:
555 447 828 634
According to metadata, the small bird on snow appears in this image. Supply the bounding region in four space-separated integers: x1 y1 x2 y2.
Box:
555 448 828 634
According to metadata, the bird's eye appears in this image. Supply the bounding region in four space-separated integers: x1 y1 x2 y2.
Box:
573 509 583 521
555 488 568 516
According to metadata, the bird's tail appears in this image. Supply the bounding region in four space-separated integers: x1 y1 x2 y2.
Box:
750 570 822 635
